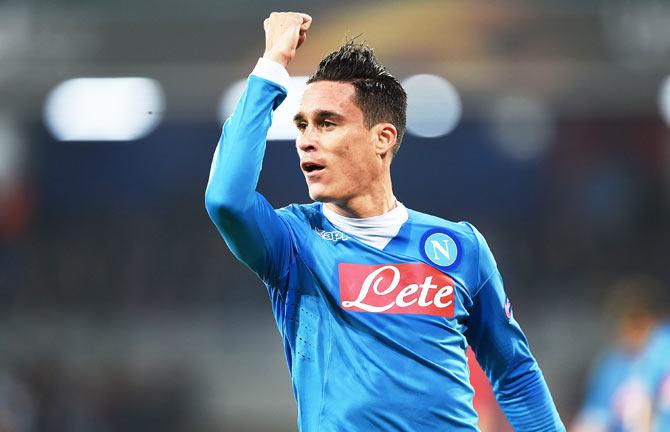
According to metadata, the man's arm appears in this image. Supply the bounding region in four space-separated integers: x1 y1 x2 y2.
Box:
204 12 311 284
464 224 566 431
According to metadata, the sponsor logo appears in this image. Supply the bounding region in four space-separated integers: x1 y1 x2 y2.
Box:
314 227 348 242
339 263 455 317
504 297 513 320
420 229 460 269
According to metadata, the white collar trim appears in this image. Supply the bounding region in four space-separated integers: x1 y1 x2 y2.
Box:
322 201 408 249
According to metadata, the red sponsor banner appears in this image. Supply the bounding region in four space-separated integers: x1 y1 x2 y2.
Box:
338 263 455 317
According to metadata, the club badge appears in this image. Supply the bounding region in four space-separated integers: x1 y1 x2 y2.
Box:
420 229 460 270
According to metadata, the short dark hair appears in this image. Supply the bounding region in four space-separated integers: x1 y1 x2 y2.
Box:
307 41 407 156
605 275 669 322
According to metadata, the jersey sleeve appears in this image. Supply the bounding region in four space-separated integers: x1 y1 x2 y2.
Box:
204 62 293 290
463 223 565 431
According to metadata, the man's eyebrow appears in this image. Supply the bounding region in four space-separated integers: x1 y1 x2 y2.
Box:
293 111 345 123
315 110 345 121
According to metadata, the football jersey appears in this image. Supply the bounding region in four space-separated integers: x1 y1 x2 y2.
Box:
205 61 565 431
635 324 670 432
575 349 639 431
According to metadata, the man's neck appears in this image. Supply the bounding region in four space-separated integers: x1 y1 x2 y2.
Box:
324 182 397 218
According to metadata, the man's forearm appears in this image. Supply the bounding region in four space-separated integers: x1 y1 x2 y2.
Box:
495 364 565 431
205 71 286 220
203 73 292 277
205 13 310 283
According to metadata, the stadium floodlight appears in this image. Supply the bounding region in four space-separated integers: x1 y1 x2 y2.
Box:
660 75 670 127
402 74 462 138
43 77 165 141
220 76 309 141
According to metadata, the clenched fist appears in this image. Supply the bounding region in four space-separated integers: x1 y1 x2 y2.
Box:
262 12 312 68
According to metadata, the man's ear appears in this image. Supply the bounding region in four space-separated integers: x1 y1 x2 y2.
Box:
374 123 397 157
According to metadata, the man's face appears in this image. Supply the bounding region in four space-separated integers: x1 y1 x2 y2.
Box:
294 81 381 203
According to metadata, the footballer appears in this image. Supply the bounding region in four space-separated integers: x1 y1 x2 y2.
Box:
205 11 565 431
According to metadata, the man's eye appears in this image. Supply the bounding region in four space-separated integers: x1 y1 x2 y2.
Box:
296 123 307 131
323 121 336 128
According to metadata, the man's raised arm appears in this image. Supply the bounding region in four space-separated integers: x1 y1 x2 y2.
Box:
204 12 311 284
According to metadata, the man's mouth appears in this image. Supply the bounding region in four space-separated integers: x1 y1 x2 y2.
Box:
301 161 326 174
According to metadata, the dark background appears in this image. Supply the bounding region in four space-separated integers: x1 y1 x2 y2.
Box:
1 1 669 430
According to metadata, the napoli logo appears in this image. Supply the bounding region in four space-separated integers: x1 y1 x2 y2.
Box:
420 229 460 269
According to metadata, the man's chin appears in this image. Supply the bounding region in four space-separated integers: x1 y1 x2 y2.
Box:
307 185 333 203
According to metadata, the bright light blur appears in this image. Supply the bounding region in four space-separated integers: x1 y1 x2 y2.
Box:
659 75 670 127
220 76 308 141
43 77 165 141
5 3 670 431
490 94 554 161
402 74 462 138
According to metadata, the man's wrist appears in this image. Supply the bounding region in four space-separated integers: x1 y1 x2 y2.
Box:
262 51 290 69
251 57 290 89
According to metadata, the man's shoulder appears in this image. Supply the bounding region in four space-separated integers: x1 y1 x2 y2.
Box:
406 207 481 245
277 201 319 216
642 323 670 364
276 202 323 228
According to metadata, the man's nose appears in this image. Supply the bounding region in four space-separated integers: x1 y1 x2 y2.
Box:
297 129 318 152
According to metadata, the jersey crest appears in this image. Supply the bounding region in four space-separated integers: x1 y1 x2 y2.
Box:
420 229 461 270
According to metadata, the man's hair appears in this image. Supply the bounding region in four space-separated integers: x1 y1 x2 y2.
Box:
307 41 407 156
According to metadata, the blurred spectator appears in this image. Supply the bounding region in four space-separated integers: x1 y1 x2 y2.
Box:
572 276 668 432
628 310 670 431
0 371 36 432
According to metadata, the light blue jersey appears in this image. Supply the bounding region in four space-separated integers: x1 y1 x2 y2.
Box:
576 349 638 431
635 324 670 432
205 73 564 431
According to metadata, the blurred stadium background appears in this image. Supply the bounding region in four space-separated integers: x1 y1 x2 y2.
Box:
1 0 669 430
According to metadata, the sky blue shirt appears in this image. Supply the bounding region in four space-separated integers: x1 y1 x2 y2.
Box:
576 348 637 431
635 324 670 432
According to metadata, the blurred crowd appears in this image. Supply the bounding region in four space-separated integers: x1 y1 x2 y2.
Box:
1 0 669 430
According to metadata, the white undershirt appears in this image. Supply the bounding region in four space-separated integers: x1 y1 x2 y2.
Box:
322 202 409 250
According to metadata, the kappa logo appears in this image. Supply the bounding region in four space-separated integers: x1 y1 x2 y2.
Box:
314 227 349 242
420 229 460 269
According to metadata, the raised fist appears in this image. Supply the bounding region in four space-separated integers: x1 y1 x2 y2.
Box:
262 12 312 68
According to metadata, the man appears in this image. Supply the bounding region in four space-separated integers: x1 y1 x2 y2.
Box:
205 11 564 431
637 323 670 432
571 276 663 432
624 280 670 432
572 276 668 432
